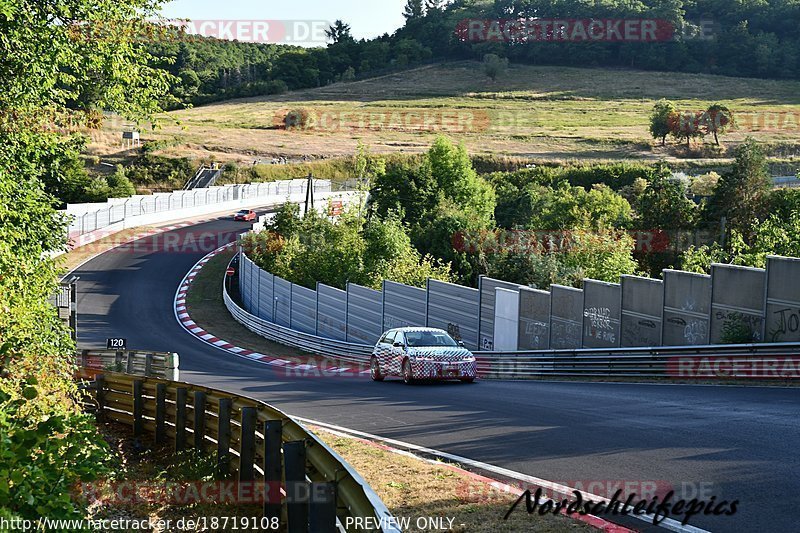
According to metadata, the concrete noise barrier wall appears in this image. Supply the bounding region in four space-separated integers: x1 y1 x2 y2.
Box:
273 276 292 328
550 285 584 350
620 276 664 347
518 288 551 351
316 283 347 341
290 284 317 335
478 277 524 352
662 269 711 346
710 264 766 344
427 279 480 351
582 280 622 349
346 283 383 345
382 280 426 331
493 288 520 351
764 256 800 343
256 268 275 322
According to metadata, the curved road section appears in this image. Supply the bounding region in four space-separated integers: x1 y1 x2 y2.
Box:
74 215 799 532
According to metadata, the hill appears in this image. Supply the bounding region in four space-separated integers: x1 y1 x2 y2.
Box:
89 61 800 166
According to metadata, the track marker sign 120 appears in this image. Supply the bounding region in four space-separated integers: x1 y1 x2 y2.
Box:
107 338 127 350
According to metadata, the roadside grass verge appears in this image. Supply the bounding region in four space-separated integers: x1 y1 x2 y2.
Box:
184 249 309 361
313 427 595 533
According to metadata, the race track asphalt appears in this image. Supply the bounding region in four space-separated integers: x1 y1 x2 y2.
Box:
73 215 800 532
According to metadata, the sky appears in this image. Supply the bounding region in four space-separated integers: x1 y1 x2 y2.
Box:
161 0 409 42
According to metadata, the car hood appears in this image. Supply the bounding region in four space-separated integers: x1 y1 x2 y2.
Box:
407 347 474 361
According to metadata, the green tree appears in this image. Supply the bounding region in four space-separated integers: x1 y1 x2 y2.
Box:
649 100 676 146
107 166 136 198
636 174 698 230
325 20 354 44
703 103 734 146
403 0 425 21
668 111 705 148
425 136 496 225
482 53 509 82
710 138 771 242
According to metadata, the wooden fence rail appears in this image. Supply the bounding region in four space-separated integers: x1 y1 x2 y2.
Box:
82 372 397 533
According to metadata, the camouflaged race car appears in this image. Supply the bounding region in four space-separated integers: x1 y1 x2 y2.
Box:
370 327 477 384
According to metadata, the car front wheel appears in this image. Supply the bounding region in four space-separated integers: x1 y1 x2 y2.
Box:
370 356 384 382
402 359 416 385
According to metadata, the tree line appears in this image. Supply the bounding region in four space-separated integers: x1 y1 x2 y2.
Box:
138 0 800 109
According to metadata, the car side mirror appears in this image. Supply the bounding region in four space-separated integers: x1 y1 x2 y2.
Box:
458 341 465 347
393 341 404 348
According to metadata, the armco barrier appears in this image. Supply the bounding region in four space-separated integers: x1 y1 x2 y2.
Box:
77 350 179 380
476 343 800 380
80 372 398 532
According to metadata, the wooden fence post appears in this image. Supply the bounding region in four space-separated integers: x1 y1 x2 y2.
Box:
193 391 206 451
175 387 187 451
308 483 337 533
284 440 309 533
132 380 144 436
95 374 106 419
239 407 257 481
217 398 232 478
144 354 153 377
155 383 166 444
264 420 283 521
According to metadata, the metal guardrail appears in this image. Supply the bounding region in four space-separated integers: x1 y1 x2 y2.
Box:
475 342 800 379
80 372 398 533
224 261 800 380
77 350 180 381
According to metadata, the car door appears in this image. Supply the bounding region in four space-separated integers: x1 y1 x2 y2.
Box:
377 331 396 375
391 331 407 375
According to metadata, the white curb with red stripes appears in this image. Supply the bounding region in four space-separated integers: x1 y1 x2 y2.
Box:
173 244 371 377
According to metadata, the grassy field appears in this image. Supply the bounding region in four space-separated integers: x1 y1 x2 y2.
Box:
109 61 800 166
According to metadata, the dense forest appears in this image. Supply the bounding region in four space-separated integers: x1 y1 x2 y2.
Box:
148 0 800 109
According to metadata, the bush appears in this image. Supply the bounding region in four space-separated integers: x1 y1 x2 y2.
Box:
720 314 757 344
106 166 136 198
265 80 288 95
284 108 314 130
0 387 113 520
243 206 452 290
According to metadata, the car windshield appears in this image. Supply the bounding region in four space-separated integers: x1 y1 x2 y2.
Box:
237 211 249 215
404 331 459 347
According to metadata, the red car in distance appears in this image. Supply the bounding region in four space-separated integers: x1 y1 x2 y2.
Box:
234 209 257 222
